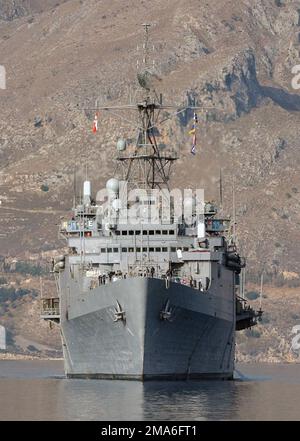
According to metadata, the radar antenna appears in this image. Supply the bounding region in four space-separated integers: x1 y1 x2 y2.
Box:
142 23 151 69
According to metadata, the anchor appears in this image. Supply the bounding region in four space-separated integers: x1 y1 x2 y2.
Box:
160 299 174 322
113 300 126 324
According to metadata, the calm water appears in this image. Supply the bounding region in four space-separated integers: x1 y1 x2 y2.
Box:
0 361 300 420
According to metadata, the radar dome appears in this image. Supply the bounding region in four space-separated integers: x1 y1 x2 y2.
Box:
205 202 216 213
112 198 122 211
184 196 196 209
117 139 127 151
106 178 120 194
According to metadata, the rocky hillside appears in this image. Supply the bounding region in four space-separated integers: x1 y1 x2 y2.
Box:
0 0 299 279
236 284 300 363
0 268 61 357
0 1 66 21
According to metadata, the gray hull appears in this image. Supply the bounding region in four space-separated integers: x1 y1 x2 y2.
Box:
60 277 235 380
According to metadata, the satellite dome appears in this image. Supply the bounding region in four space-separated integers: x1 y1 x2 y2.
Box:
205 202 215 213
184 196 196 208
112 198 122 211
106 178 120 193
117 139 127 151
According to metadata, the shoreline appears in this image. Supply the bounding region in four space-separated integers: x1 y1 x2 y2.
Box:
0 353 299 365
0 353 63 361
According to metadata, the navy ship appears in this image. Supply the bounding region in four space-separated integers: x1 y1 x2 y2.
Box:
41 25 262 380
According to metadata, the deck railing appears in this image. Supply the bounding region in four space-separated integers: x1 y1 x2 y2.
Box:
41 298 60 320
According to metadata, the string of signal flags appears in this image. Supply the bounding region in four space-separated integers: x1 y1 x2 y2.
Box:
91 110 199 155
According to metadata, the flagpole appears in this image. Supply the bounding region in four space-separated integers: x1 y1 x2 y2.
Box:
190 111 198 155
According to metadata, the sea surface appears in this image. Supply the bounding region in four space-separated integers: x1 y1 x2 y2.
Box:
0 361 300 420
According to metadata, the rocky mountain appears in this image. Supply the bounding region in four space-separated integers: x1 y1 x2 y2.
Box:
0 0 300 358
0 0 299 280
0 1 67 21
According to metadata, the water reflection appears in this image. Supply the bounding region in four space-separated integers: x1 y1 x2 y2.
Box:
7 377 247 421
141 381 242 420
1 362 300 420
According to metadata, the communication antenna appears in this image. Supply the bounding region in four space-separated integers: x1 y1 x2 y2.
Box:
73 167 77 208
40 276 43 299
142 23 151 68
259 271 264 311
239 266 246 299
219 168 223 208
232 177 236 244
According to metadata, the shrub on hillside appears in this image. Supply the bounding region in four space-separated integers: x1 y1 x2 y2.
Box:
15 262 46 276
0 287 31 303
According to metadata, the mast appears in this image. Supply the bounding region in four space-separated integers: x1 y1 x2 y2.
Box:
73 166 77 208
260 271 264 311
219 167 223 208
116 100 178 190
82 24 212 192
116 23 178 190
232 177 236 244
141 23 151 69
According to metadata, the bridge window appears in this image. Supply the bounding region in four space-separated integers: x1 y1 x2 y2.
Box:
107 248 112 253
149 230 154 235
136 230 141 235
149 247 154 252
129 231 134 236
142 247 147 252
136 247 141 252
101 248 106 253
113 248 118 253
155 247 161 252
162 230 168 235
171 247 176 252
162 247 168 252
122 248 127 252
169 230 175 235
121 231 127 236
128 247 134 252
156 230 161 235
